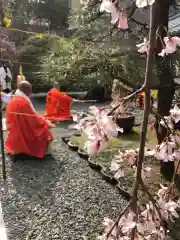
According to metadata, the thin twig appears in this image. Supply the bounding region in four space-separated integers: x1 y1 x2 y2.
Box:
151 108 173 134
107 86 144 116
105 201 132 239
134 0 157 186
140 180 165 224
169 158 180 194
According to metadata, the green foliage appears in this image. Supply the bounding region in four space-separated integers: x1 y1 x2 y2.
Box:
17 34 58 92
17 0 159 93
66 0 150 90
40 34 150 92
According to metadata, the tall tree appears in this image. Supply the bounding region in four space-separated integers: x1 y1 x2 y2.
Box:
35 0 69 29
154 0 178 180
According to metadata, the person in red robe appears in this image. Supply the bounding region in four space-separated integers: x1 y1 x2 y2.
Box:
45 88 73 121
5 81 55 159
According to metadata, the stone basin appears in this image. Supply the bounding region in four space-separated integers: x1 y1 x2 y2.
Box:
115 113 135 134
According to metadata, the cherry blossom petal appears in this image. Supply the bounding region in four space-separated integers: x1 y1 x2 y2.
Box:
110 161 120 171
136 0 155 8
111 10 119 24
103 217 114 229
172 36 180 46
100 0 116 13
114 168 125 179
142 166 151 179
170 105 180 123
121 221 136 234
173 150 180 159
136 39 149 53
160 116 174 129
159 37 180 56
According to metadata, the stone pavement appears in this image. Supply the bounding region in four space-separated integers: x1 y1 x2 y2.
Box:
0 202 8 240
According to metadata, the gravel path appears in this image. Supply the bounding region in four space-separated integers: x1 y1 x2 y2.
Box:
0 138 127 240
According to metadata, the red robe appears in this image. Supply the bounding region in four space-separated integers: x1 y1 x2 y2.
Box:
45 89 73 121
5 96 53 158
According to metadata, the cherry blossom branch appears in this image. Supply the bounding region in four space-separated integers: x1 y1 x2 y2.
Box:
141 179 180 239
172 158 180 183
151 108 173 134
105 201 131 238
132 0 157 190
140 180 166 224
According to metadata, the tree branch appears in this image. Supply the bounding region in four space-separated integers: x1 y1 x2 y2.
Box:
107 86 144 116
140 180 166 225
135 2 157 180
105 201 132 239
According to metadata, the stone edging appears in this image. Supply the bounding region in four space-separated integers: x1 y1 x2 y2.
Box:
62 136 132 200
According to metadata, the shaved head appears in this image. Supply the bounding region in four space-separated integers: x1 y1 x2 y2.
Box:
18 81 32 97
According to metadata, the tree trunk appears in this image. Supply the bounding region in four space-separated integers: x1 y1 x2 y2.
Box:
154 0 175 181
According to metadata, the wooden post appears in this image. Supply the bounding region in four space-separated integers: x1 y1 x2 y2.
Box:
17 65 25 86
0 86 6 179
0 0 6 179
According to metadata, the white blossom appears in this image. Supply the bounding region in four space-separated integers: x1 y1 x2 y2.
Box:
136 0 155 8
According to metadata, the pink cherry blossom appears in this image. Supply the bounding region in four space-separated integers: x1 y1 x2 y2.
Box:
97 235 106 240
139 203 162 235
158 199 180 221
114 168 125 179
102 217 118 237
136 38 149 53
100 0 119 25
110 158 125 179
111 10 119 24
160 116 174 129
103 217 114 231
164 201 179 219
75 106 121 155
170 105 180 123
141 166 152 180
171 132 180 145
123 149 137 165
101 115 123 137
115 150 124 157
136 0 155 8
118 11 128 29
119 211 136 234
145 149 156 157
159 37 180 57
155 141 176 162
172 149 180 159
84 140 108 155
157 184 169 199
110 160 121 171
100 0 115 13
121 220 136 234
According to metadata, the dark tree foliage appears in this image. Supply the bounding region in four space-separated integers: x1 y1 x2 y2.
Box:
9 0 69 30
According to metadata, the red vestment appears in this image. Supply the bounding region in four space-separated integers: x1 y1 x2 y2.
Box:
5 96 53 158
45 88 72 121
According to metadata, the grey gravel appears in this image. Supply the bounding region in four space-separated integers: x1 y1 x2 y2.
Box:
0 138 127 240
